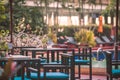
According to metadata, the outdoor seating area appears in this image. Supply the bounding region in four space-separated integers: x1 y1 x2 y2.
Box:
0 0 120 80
0 45 120 80
0 47 75 80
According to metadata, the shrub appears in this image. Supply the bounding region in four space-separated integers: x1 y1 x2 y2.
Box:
74 29 96 47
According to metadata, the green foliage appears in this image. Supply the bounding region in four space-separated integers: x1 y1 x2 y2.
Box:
102 0 116 16
41 35 48 44
13 4 45 30
0 30 9 37
87 0 96 5
0 0 6 23
0 0 45 32
0 30 9 50
0 41 8 51
103 24 112 36
74 29 96 47
47 29 57 43
63 27 75 36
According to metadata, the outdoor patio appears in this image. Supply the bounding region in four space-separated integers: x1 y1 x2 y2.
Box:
0 0 120 80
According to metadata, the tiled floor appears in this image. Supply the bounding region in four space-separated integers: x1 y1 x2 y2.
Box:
75 74 120 80
78 74 106 80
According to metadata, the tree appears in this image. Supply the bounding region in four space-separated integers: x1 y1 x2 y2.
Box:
87 0 96 24
1 0 45 33
13 0 45 31
102 0 116 24
102 0 116 16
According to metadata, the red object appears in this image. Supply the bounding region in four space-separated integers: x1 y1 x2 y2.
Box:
98 16 103 33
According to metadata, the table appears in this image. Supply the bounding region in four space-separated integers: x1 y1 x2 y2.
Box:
21 48 75 80
21 47 73 62
0 55 33 80
21 47 75 80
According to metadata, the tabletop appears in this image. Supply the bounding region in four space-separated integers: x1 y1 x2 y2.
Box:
21 47 74 51
0 55 40 80
21 47 74 63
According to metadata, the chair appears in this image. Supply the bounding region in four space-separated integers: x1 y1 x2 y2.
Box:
65 37 77 48
26 52 74 80
66 37 76 44
101 36 113 45
95 37 105 46
12 46 36 55
74 46 92 80
110 36 115 42
105 51 120 80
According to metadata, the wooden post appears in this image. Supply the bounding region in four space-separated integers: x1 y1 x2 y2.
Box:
114 0 119 64
9 0 13 55
9 0 13 43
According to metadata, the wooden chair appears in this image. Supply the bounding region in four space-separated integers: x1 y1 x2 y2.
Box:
12 46 36 55
105 51 120 80
74 46 92 80
26 52 74 80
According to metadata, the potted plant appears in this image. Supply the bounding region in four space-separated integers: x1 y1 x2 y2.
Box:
74 29 96 47
47 29 57 44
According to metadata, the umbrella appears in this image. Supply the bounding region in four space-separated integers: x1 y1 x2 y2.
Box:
98 16 103 33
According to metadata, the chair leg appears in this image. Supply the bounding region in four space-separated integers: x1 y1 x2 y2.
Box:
107 76 109 80
107 75 112 80
89 64 92 80
76 65 81 79
75 65 81 79
78 65 81 79
110 75 112 80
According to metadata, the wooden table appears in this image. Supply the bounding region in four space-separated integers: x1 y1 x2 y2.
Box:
21 47 75 80
21 47 73 62
0 55 35 80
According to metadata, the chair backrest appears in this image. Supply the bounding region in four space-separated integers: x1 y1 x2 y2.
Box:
110 36 115 41
26 58 41 79
12 46 36 55
43 54 73 80
77 46 92 60
105 51 120 79
95 37 104 44
66 37 76 44
26 53 74 80
74 46 92 80
102 36 111 43
105 51 112 75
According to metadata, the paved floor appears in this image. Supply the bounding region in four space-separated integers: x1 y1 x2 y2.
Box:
76 74 120 80
77 74 106 80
